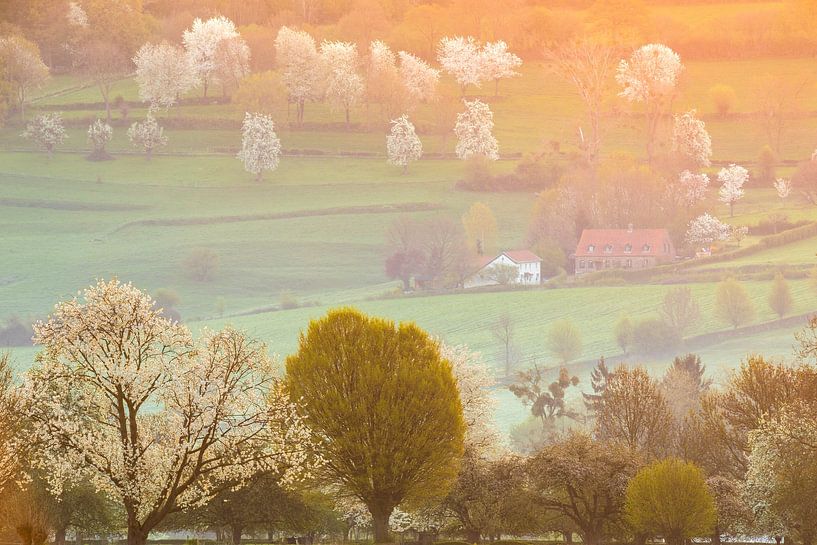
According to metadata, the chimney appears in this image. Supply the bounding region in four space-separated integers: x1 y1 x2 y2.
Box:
627 223 634 233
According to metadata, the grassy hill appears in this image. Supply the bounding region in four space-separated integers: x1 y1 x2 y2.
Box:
4 43 817 435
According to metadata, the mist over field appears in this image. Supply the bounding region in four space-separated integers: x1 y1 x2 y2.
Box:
2 1 817 545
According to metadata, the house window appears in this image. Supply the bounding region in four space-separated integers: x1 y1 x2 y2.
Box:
642 244 651 252
604 244 613 253
587 244 595 253
624 243 632 253
626 259 632 268
579 260 585 269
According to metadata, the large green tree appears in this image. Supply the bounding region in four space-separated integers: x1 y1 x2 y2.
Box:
285 308 465 542
625 459 716 545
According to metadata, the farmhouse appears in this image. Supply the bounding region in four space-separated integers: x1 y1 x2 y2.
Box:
574 226 675 276
464 250 542 289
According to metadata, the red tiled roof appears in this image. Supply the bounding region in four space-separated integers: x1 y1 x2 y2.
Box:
502 250 542 263
575 229 673 258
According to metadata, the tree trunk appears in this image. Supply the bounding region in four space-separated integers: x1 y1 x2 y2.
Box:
231 525 243 545
465 529 480 543
75 531 83 545
372 510 391 543
127 523 148 545
494 79 499 97
345 108 350 129
203 78 209 98
54 526 67 545
563 531 573 544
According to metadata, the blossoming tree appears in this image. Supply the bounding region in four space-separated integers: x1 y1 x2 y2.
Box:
22 112 66 158
183 16 240 97
672 109 712 168
320 41 364 127
718 163 748 216
398 51 440 105
685 213 731 251
134 42 199 109
237 112 281 181
616 43 683 163
438 36 484 95
676 170 710 208
455 99 499 161
480 40 522 96
127 114 168 160
87 119 113 160
22 280 313 545
386 115 422 173
274 27 323 125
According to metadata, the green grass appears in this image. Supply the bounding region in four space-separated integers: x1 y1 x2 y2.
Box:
7 46 817 435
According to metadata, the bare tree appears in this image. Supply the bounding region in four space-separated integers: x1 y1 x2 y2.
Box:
491 314 520 378
80 39 129 124
545 39 618 165
755 74 808 155
659 286 700 339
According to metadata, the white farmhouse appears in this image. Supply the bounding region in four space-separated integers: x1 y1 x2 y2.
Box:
464 250 542 289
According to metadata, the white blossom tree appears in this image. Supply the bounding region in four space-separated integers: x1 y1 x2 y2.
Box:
134 42 199 109
480 41 522 97
676 170 710 207
127 114 168 160
183 16 240 97
320 41 364 128
774 178 792 201
685 213 731 252
386 115 422 174
398 51 440 104
455 99 499 161
22 112 66 158
237 112 282 182
22 280 314 545
672 109 712 168
0 35 49 118
438 36 484 96
616 43 683 163
87 118 113 160
274 27 323 125
718 163 748 217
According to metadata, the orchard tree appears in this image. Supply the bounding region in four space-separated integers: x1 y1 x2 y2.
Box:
86 119 112 160
547 319 583 364
718 164 748 217
134 42 199 109
237 112 281 182
616 43 683 163
614 315 634 355
285 309 465 543
183 16 240 97
744 403 817 545
386 115 422 173
213 35 251 98
480 41 521 96
491 314 519 378
768 272 793 319
438 36 484 95
773 177 792 201
685 213 731 251
528 433 641 545
675 170 710 208
662 353 711 423
455 99 499 161
0 35 49 118
127 114 167 160
320 41 364 127
22 113 66 158
714 277 755 329
545 39 618 164
80 39 129 123
672 109 712 168
22 280 314 545
274 27 322 125
595 366 673 457
625 459 717 545
707 476 753 544
461 202 497 256
398 51 439 104
659 285 700 338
